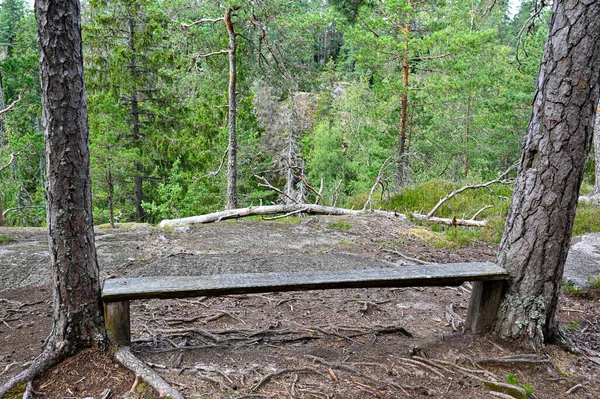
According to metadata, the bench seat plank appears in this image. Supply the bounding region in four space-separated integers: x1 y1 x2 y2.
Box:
102 261 507 302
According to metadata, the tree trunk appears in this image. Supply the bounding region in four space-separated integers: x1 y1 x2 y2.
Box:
225 7 238 210
594 108 600 195
464 95 471 178
37 0 106 351
0 73 6 138
128 13 146 221
107 168 115 228
397 13 410 189
494 0 600 348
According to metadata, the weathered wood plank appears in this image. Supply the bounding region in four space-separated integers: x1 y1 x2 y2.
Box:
102 262 507 302
104 301 130 346
466 280 505 334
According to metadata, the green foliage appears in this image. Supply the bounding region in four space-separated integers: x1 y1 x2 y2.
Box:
0 234 15 244
142 159 222 223
506 373 534 398
327 221 352 230
385 178 512 244
593 277 600 292
563 321 580 333
2 381 26 399
572 202 600 237
562 280 584 296
1 0 549 228
506 373 519 386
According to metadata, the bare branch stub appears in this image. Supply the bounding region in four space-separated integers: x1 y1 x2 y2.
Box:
0 152 17 174
0 92 23 117
426 163 517 218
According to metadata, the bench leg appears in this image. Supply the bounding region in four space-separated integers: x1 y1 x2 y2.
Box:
104 301 131 346
466 281 504 334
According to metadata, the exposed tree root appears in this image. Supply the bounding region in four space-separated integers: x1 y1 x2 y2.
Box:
475 354 551 366
0 345 64 397
250 367 322 392
114 346 184 399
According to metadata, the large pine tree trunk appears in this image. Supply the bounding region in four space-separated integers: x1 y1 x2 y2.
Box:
225 7 238 210
494 0 600 348
36 0 105 352
594 109 600 195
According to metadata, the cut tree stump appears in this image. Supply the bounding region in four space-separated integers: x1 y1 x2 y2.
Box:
102 260 508 346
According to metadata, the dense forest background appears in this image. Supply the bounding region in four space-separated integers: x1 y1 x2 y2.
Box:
2 0 593 241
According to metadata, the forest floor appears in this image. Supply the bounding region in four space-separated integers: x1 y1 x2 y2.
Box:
0 214 599 398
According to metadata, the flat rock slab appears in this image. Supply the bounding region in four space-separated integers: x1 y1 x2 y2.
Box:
564 233 600 288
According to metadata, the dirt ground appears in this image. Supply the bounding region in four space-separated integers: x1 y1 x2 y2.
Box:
0 214 599 398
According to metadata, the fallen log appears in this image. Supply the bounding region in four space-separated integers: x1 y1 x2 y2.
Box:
412 213 486 227
158 204 404 228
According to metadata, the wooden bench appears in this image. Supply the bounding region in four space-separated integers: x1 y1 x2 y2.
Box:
102 261 508 346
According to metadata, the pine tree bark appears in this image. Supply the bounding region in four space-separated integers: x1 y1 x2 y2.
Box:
494 0 600 348
594 109 600 194
127 14 146 221
397 8 411 189
1 2 106 393
225 7 238 210
37 0 105 352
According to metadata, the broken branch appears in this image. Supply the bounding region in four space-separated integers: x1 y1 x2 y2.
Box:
425 164 517 218
0 92 22 117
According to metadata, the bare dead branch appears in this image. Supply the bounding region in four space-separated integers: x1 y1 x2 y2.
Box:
181 17 224 28
425 164 517 218
290 165 323 205
262 208 306 220
470 205 493 220
159 204 404 227
314 177 324 205
255 175 299 204
382 248 431 265
412 214 487 227
0 92 22 117
251 367 322 392
0 153 16 174
192 49 231 58
3 206 45 218
204 149 229 177
363 158 392 211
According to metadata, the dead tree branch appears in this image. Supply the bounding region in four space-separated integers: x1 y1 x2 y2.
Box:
470 204 493 220
425 164 516 218
363 158 392 211
159 204 404 227
192 49 231 58
0 92 22 117
204 149 229 178
181 17 224 28
411 214 487 227
290 164 324 205
0 152 17 174
255 175 299 204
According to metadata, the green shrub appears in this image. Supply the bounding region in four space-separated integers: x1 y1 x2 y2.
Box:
573 202 600 236
383 179 512 244
590 277 600 292
0 235 15 244
506 373 535 397
563 321 580 333
328 221 352 230
562 280 584 296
